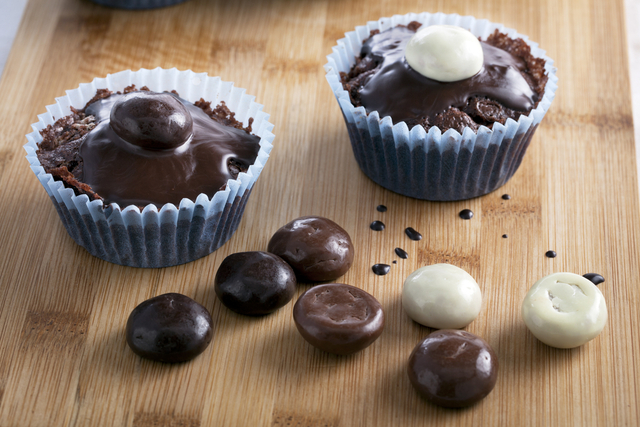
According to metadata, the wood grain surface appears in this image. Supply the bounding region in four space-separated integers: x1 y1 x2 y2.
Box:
0 0 638 426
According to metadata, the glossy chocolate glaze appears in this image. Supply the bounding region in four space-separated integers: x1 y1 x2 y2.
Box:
358 26 538 124
81 91 260 207
125 293 213 363
372 264 391 275
583 273 605 285
267 216 354 282
370 220 385 231
214 251 297 316
408 330 498 407
293 283 384 355
405 227 422 241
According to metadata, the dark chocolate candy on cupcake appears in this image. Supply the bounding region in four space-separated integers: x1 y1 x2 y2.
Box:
267 216 354 282
215 251 296 316
126 293 214 363
293 283 384 355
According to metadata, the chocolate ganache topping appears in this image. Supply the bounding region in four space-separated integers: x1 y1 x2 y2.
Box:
79 90 260 207
342 23 546 133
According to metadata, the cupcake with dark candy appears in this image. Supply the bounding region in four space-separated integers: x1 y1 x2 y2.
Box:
25 68 274 267
325 13 557 200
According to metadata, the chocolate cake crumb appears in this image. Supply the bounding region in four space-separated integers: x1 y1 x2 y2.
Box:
406 21 422 32
194 99 254 133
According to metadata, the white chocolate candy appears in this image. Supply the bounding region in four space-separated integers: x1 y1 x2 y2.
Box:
521 272 607 348
402 264 482 329
405 25 484 82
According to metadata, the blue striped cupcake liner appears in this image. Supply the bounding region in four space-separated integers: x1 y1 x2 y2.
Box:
325 13 558 201
25 68 274 267
87 0 189 9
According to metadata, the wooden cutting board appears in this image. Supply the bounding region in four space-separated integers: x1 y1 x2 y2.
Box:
0 0 638 425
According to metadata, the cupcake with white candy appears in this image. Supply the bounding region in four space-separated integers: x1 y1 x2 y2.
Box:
326 13 557 200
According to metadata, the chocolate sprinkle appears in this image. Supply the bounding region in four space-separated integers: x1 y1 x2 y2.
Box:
583 273 605 285
545 250 557 258
502 234 508 238
405 227 422 241
459 209 474 220
376 205 388 212
370 221 385 231
394 248 408 259
502 194 511 200
372 264 391 275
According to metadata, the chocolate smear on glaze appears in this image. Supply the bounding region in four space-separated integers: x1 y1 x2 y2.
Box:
405 227 422 241
370 221 385 231
341 24 547 134
583 273 605 285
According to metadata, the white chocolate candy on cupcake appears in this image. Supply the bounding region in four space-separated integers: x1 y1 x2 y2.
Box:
402 264 482 329
405 25 484 82
521 272 607 348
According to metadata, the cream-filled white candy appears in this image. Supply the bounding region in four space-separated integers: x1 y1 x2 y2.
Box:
402 263 482 329
405 25 484 82
522 272 607 349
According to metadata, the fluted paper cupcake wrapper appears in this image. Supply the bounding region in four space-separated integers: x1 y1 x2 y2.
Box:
88 0 189 9
325 13 558 201
25 68 274 268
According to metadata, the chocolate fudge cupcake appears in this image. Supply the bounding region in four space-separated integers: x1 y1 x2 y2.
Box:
325 13 557 200
25 68 274 267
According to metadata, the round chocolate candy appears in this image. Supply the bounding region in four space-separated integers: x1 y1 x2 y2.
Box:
125 293 213 363
110 91 194 149
293 283 384 355
267 216 354 282
408 330 498 408
214 251 297 316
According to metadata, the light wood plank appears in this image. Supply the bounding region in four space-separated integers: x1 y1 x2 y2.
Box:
0 0 638 425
